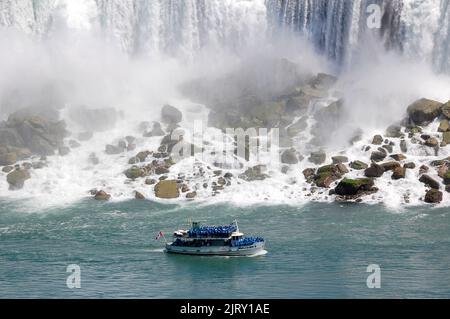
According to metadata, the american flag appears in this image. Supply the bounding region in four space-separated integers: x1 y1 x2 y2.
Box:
155 231 164 240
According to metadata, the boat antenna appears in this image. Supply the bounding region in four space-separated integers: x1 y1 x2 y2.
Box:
234 219 239 233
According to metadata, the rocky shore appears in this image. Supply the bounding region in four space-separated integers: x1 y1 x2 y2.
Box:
1 59 450 206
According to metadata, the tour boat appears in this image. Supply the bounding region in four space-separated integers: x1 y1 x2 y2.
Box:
164 220 265 256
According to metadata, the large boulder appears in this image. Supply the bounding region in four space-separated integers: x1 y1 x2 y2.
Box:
161 105 182 124
0 152 17 166
308 150 326 165
372 135 383 145
392 167 406 180
380 161 401 172
2 111 68 156
438 120 449 132
239 165 269 181
124 167 146 179
370 151 387 162
443 132 450 145
6 169 31 190
424 189 443 204
335 178 375 196
281 148 299 165
419 174 440 190
94 190 111 201
154 180 180 199
364 163 385 178
407 98 443 125
441 101 450 119
314 164 342 188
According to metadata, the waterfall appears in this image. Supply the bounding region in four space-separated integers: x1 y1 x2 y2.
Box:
0 0 449 70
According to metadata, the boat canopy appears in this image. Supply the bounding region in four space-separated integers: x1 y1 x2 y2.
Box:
188 224 238 238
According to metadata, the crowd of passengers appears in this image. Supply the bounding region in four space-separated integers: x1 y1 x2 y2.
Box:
187 225 238 238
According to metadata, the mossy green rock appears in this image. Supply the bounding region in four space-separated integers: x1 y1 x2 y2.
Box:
124 167 145 179
349 161 368 170
335 178 374 196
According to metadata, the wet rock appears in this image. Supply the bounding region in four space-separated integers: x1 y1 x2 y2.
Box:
385 125 403 138
390 154 406 161
314 165 342 188
302 168 316 183
446 185 450 193
381 161 401 172
105 144 123 155
425 137 439 148
419 174 440 190
6 169 31 190
145 178 156 185
441 101 450 119
181 184 190 193
364 163 385 178
239 165 269 181
308 150 326 165
372 135 383 145
424 189 443 204
349 161 368 170
0 152 17 166
2 166 13 173
335 178 375 197
382 144 393 153
287 117 308 137
404 162 416 169
407 98 443 125
144 122 165 137
154 166 169 175
224 172 233 179
400 140 408 153
336 163 349 174
135 191 145 200
124 167 145 179
32 161 46 169
22 162 32 170
94 190 111 201
392 167 406 180
161 105 182 124
438 120 450 132
308 73 337 90
136 151 152 162
443 171 450 185
332 156 348 164
443 132 450 145
59 146 70 156
370 151 387 162
127 143 136 152
281 148 299 165
186 191 197 199
419 165 430 175
78 132 93 143
155 180 180 199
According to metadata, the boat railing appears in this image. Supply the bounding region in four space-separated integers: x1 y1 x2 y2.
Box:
232 237 264 247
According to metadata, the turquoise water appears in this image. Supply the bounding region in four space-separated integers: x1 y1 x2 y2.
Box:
0 199 450 298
